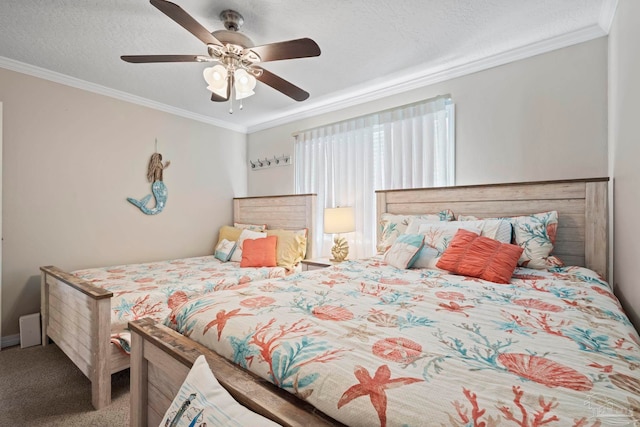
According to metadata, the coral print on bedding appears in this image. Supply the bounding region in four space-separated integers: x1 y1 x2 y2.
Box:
377 211 454 254
72 256 287 353
165 257 640 426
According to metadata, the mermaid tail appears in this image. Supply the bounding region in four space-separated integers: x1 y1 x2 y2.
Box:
127 180 167 215
127 194 152 208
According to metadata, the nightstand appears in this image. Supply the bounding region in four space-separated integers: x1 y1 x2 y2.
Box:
301 258 341 271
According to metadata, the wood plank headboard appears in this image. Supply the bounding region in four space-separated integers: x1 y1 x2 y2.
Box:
376 178 609 278
233 194 317 259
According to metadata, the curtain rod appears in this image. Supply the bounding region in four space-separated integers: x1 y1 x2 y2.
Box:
290 93 452 138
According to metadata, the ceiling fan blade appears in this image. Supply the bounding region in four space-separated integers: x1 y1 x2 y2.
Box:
150 0 222 46
121 55 205 63
255 66 309 101
247 38 320 63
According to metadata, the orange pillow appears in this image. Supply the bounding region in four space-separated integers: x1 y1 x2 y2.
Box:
436 229 523 284
240 236 278 268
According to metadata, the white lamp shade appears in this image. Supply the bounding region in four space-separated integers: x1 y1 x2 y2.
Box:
235 88 255 100
234 69 256 91
324 207 355 234
234 69 257 100
203 65 227 97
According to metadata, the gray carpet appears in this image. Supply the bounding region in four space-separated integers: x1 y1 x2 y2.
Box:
0 343 129 426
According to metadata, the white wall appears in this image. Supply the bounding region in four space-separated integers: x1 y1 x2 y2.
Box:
247 38 608 195
0 68 247 337
609 0 640 328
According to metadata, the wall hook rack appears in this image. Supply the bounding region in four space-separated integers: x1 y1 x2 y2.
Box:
250 154 291 171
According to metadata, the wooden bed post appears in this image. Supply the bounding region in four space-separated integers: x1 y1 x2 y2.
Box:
130 330 148 427
40 272 49 347
92 297 112 409
376 191 387 248
585 180 609 279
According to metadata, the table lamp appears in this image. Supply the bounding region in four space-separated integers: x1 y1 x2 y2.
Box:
324 207 355 262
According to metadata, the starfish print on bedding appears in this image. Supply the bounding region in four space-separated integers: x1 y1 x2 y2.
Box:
203 308 252 340
342 324 377 342
436 301 474 317
337 364 422 427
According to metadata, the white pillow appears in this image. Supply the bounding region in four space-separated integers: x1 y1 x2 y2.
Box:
451 219 512 243
160 355 280 427
412 223 481 269
405 217 442 234
230 229 267 262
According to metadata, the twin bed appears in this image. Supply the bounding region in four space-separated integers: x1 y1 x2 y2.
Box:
42 178 640 426
39 194 316 409
122 177 640 426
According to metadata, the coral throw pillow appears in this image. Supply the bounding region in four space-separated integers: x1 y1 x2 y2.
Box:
436 229 523 284
240 235 278 267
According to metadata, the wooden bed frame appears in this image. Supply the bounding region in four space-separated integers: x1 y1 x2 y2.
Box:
377 177 609 278
129 177 609 426
39 193 316 410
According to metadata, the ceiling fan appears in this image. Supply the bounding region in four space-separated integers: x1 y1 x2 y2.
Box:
121 0 321 112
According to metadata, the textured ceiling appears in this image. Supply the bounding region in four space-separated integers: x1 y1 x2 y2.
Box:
0 0 612 132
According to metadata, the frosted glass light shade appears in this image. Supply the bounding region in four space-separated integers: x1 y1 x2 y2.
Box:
234 68 256 100
324 207 355 234
203 65 228 97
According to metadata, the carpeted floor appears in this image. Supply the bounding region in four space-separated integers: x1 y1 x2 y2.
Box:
0 343 129 426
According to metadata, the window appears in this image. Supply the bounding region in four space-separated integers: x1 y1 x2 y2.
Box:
295 96 455 258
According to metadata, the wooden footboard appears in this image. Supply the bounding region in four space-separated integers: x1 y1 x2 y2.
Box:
40 265 119 409
129 318 342 427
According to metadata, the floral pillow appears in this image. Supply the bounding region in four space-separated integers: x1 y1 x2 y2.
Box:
383 234 425 269
377 210 454 254
412 223 482 269
458 211 562 269
234 222 267 232
160 355 280 427
214 239 236 262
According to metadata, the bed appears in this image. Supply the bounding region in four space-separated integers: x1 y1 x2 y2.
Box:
39 193 316 409
128 178 638 426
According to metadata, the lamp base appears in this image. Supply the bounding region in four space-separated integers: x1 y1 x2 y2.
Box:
330 236 349 262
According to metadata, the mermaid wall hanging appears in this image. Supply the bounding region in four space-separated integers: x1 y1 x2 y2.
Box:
127 143 170 215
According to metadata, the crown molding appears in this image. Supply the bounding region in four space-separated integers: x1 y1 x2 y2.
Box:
246 24 606 133
1 20 608 136
0 56 247 134
599 0 619 33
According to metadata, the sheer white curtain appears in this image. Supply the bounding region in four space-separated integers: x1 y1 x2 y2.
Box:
295 96 455 258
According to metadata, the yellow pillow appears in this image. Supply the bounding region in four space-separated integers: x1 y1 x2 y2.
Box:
266 229 308 270
216 226 243 247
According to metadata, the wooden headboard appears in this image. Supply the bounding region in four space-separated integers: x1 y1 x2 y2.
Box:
376 178 609 278
233 194 317 259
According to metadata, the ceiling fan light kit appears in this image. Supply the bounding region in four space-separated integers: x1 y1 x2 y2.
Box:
121 0 320 114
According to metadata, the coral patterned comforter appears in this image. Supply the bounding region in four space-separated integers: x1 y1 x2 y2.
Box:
72 256 287 352
165 257 640 426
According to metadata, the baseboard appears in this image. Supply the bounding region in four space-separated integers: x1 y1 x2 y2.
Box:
1 334 20 349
